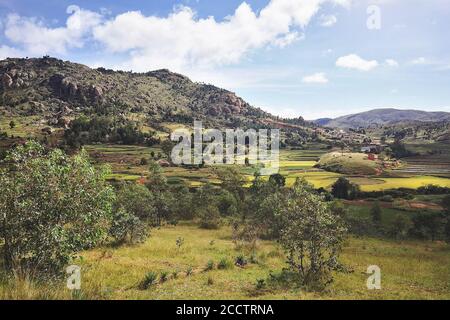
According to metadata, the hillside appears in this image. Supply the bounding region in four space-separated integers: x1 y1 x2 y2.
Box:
320 108 450 128
0 57 273 130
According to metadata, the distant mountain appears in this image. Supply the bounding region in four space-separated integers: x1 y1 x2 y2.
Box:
312 118 333 126
319 108 450 128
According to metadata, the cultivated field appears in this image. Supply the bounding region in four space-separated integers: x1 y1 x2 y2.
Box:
84 144 450 192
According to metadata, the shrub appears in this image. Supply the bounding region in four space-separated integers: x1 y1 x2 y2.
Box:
140 272 157 290
411 212 445 241
204 260 215 271
389 214 413 240
370 201 383 224
198 205 221 229
0 142 115 278
176 237 184 249
278 179 348 290
160 271 169 283
186 266 193 276
109 208 149 244
217 258 233 270
235 255 248 268
380 195 394 202
140 157 149 166
255 279 266 290
331 177 360 200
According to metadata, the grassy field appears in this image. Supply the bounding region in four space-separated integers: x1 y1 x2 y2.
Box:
1 222 449 300
83 144 450 191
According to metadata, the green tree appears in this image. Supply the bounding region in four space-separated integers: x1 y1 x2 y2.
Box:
113 183 155 241
214 166 246 202
269 173 286 188
160 139 175 160
370 201 383 224
331 177 360 200
145 160 174 225
0 141 115 278
389 214 412 240
442 195 450 242
277 179 347 290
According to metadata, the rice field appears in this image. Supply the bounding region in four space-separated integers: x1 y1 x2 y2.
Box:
84 144 450 191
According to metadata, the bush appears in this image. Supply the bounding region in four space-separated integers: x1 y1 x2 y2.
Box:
379 195 394 202
217 258 233 270
0 142 115 278
235 255 248 268
370 201 383 224
204 260 215 271
139 272 157 290
255 279 266 290
331 177 360 200
389 214 413 240
411 212 446 241
109 208 148 244
198 205 221 229
140 157 149 166
160 271 169 283
278 179 348 290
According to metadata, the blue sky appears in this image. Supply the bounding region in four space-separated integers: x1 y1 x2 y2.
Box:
0 0 449 119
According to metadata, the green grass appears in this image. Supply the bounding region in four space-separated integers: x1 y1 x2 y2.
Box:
317 152 381 175
1 222 449 300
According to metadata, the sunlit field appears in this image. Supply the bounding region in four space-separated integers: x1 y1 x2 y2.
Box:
1 222 449 300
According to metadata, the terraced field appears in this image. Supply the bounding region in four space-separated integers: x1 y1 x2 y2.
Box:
84 144 450 191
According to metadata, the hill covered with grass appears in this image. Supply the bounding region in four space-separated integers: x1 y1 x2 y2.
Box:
0 57 281 129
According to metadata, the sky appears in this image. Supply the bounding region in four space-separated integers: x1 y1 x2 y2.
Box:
0 0 449 119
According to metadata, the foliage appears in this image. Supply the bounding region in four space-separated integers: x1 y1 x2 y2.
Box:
109 208 148 244
370 201 383 224
204 260 215 271
217 258 233 270
234 255 248 268
269 173 286 187
277 179 348 290
139 272 157 290
0 141 115 278
389 214 413 240
109 183 154 244
198 205 221 229
64 115 158 148
331 177 360 200
410 212 445 241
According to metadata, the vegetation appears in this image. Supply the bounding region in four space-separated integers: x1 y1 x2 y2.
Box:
0 141 115 278
277 179 347 290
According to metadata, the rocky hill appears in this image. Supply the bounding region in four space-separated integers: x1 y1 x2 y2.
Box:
0 57 272 129
320 108 450 128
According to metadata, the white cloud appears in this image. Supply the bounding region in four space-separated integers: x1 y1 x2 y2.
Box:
411 57 427 65
385 59 399 67
0 45 23 60
302 72 328 84
1 0 350 73
4 5 102 55
336 54 378 71
319 14 337 27
92 0 348 72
